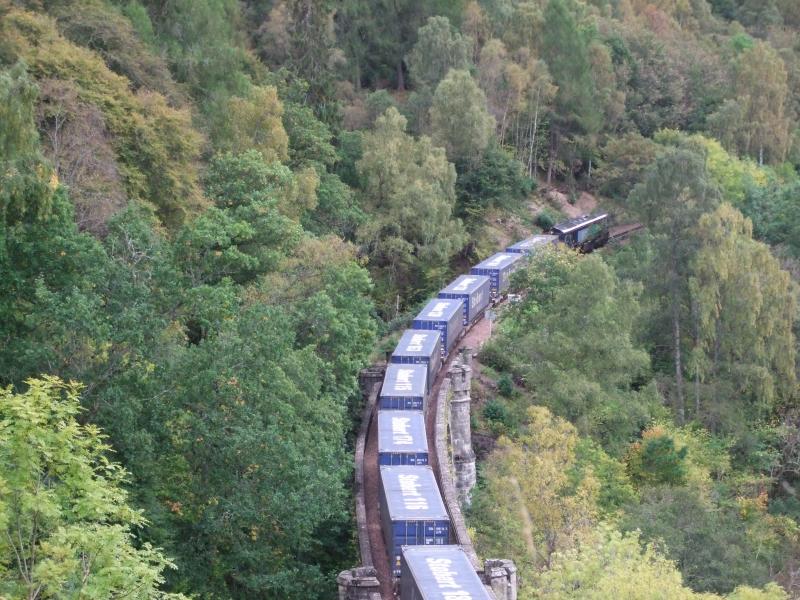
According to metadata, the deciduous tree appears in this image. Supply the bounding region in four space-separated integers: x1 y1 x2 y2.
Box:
430 69 495 163
0 376 184 600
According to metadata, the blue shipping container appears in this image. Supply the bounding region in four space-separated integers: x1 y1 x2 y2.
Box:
380 466 450 577
506 234 559 255
438 275 491 326
470 252 523 296
400 546 493 600
412 298 464 357
391 330 442 391
378 411 429 466
380 363 428 410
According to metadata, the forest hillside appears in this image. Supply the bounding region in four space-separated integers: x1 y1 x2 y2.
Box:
0 0 799 598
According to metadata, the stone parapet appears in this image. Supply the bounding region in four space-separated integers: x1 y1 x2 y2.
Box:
355 367 385 567
484 559 518 600
449 348 477 506
337 567 382 600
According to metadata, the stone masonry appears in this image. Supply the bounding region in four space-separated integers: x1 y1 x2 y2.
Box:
484 559 518 600
449 348 477 506
337 567 382 600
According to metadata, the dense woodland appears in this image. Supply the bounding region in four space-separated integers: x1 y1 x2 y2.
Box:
1 0 800 598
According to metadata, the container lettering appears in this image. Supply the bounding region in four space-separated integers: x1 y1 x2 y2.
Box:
398 474 429 510
426 558 474 598
391 416 412 445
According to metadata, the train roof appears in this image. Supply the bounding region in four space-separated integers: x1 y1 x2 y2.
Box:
402 546 493 599
378 411 428 454
506 234 558 253
471 252 522 271
381 363 428 398
393 329 441 358
380 466 448 520
415 298 464 322
439 274 490 295
551 213 608 234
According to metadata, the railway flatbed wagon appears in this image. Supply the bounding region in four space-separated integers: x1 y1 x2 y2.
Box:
391 329 442 391
380 363 428 410
470 252 523 296
378 411 429 466
400 545 493 600
506 234 559 255
438 275 491 326
379 466 450 577
412 298 465 357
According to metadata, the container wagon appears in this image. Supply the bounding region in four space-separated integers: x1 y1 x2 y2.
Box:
380 465 450 577
412 298 464 357
380 363 428 410
378 411 429 466
506 234 558 255
400 545 494 600
470 252 523 296
438 275 491 326
391 329 442 392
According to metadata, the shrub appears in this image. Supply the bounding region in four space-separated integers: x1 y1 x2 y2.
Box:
535 209 558 230
497 373 514 397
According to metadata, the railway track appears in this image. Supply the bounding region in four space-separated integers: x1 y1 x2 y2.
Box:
354 216 633 598
608 222 644 242
362 310 495 598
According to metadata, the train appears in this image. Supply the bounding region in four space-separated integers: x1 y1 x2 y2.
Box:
374 213 609 598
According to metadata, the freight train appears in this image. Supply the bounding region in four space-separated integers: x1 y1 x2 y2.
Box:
374 213 608 598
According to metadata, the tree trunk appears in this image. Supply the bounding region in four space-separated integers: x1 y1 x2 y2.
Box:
499 101 510 144
547 130 557 186
759 144 764 167
673 299 685 425
396 60 405 91
529 95 540 178
692 300 700 420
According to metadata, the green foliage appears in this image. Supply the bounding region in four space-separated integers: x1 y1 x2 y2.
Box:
407 16 472 89
302 171 365 239
1 8 206 227
144 0 252 102
356 107 465 314
535 209 558 231
572 438 638 515
55 0 183 102
175 150 302 286
497 373 514 397
211 86 289 163
0 61 54 225
621 486 777 594
627 434 689 486
470 406 598 578
335 0 466 88
689 204 797 428
540 0 601 137
496 248 660 454
430 69 495 163
741 179 800 256
533 524 788 599
455 143 532 222
0 377 184 599
596 132 660 200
